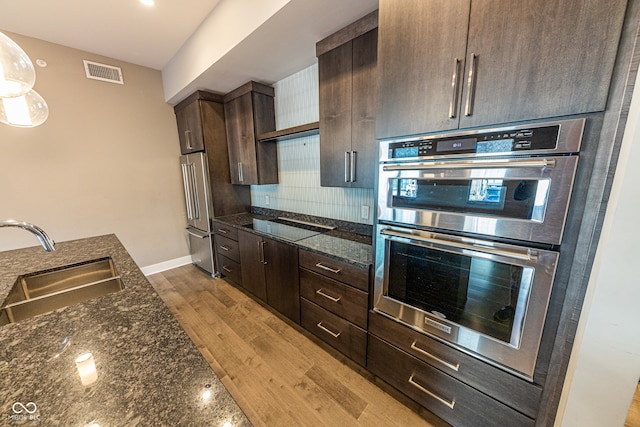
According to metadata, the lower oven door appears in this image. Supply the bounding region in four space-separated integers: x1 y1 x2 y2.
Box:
373 224 559 380
378 155 578 245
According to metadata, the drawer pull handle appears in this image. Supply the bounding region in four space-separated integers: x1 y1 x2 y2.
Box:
410 340 460 372
222 266 233 273
316 322 341 338
218 228 229 234
219 245 231 251
315 263 341 274
316 289 341 303
408 373 456 409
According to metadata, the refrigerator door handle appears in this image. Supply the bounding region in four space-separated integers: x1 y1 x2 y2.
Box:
188 163 200 220
186 228 208 238
181 163 194 220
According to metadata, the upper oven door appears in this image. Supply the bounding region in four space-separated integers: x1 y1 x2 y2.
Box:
377 155 578 244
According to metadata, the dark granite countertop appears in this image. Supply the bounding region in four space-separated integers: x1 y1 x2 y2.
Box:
0 234 251 426
214 212 373 268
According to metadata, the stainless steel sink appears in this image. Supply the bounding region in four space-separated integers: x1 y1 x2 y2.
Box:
0 257 124 325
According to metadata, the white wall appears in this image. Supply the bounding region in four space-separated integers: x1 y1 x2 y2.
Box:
0 32 190 269
557 68 640 425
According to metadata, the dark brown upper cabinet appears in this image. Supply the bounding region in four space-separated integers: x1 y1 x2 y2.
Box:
317 11 378 189
175 92 212 154
375 0 628 139
224 81 277 185
173 91 250 216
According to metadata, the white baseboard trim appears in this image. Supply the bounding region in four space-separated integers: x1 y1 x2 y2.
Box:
140 255 192 276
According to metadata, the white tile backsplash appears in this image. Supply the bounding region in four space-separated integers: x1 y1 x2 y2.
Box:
251 63 375 225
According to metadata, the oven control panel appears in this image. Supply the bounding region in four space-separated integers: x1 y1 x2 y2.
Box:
386 125 561 160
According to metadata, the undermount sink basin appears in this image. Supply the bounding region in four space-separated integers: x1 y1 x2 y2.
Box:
0 257 124 325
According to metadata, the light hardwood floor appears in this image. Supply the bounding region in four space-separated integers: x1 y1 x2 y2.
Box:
626 383 640 427
148 264 448 427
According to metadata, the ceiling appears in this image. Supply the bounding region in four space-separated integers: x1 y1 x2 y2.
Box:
0 0 379 103
0 0 222 70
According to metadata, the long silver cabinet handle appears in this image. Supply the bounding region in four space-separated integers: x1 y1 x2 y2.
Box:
344 152 351 182
383 158 554 171
408 373 455 409
238 162 244 183
380 228 537 262
449 58 461 119
315 263 342 274
217 228 229 234
185 130 193 150
464 53 478 117
222 266 233 273
350 151 357 182
410 340 460 372
258 241 266 264
316 322 341 338
219 245 231 251
315 289 341 303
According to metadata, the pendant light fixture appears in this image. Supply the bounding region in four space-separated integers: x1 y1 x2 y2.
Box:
0 31 49 128
0 89 48 127
0 31 36 98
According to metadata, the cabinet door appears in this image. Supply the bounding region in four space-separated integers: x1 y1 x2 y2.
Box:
460 0 628 128
376 0 471 139
264 238 300 323
176 100 205 154
238 229 267 301
225 94 258 185
319 40 353 187
350 29 377 189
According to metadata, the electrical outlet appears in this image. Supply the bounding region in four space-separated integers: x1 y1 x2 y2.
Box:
361 205 369 220
265 195 270 205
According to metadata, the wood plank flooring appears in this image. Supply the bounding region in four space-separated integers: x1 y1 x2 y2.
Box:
626 383 640 427
148 264 448 427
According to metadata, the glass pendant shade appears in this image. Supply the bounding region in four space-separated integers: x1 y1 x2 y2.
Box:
0 89 49 127
0 31 36 98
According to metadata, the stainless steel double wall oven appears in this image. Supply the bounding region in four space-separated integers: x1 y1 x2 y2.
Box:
373 118 585 380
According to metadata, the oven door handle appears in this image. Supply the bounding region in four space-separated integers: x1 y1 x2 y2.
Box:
382 158 555 171
380 228 538 262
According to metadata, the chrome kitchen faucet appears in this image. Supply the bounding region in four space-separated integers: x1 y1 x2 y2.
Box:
0 220 55 252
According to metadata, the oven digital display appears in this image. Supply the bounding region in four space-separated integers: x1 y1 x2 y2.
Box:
394 146 420 158
437 137 477 152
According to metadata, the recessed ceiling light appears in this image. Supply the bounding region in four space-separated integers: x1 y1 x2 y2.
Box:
140 0 155 6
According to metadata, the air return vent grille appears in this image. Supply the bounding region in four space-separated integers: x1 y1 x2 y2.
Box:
83 60 124 84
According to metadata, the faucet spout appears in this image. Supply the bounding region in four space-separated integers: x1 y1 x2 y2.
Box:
0 219 56 252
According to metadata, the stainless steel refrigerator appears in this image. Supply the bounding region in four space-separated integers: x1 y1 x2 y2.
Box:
180 152 216 276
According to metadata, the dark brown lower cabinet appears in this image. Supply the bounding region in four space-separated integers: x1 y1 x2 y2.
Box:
367 335 535 427
300 299 367 366
238 229 300 323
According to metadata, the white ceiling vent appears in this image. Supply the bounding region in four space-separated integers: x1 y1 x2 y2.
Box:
83 60 124 84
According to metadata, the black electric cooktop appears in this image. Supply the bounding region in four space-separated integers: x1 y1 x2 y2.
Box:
243 218 324 242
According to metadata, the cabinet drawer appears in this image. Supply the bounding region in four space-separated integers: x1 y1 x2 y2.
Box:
218 255 242 286
301 299 367 366
299 250 369 292
215 235 240 263
368 312 541 418
367 335 534 427
213 222 238 241
299 269 368 329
